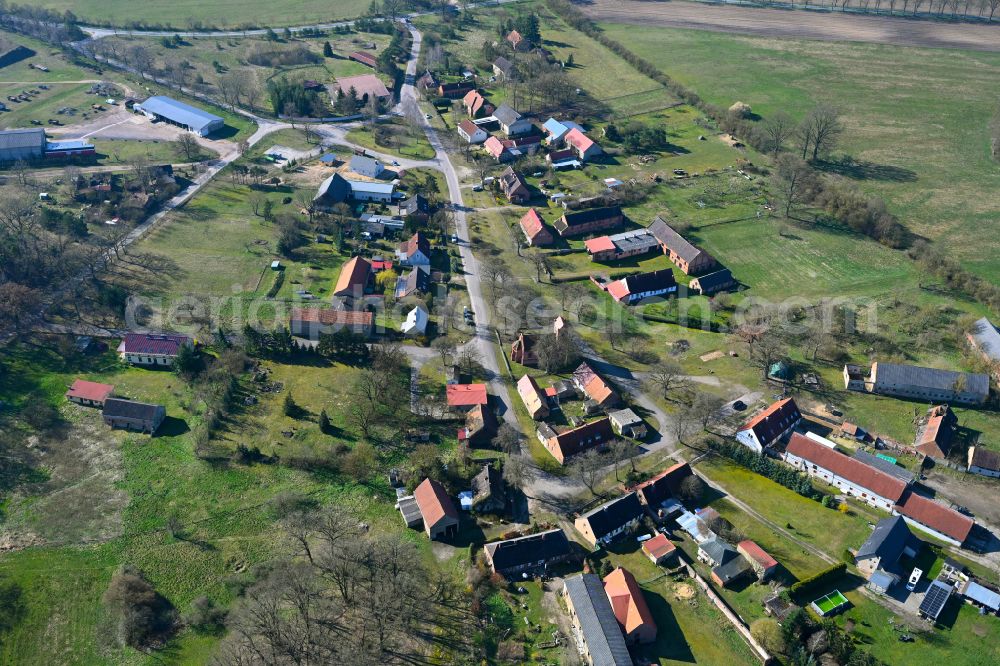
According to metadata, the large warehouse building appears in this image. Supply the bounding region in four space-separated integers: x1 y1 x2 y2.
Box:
134 96 224 136
0 128 95 163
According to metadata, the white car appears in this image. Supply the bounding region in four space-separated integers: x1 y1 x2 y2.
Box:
906 567 923 592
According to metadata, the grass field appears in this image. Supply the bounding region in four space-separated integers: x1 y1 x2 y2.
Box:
0 82 116 129
598 24 1000 282
347 119 436 160
91 137 217 163
27 0 371 29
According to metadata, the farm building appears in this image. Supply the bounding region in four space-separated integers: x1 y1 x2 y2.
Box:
844 361 989 406
289 307 374 338
648 216 716 275
349 155 384 178
457 119 488 144
633 461 692 510
968 446 1000 478
539 417 614 465
493 104 532 136
642 533 678 566
446 384 489 411
516 374 550 421
0 128 46 162
334 73 390 100
458 404 498 448
737 540 779 581
65 379 115 408
518 208 554 247
562 574 632 666
470 463 505 513
606 269 677 305
553 206 623 237
134 96 223 136
689 268 736 295
608 408 646 439
349 51 377 68
331 256 372 301
410 478 459 540
967 317 1000 378
914 405 957 459
102 398 166 434
483 529 571 577
893 492 974 547
563 127 602 161
603 567 657 644
584 229 658 262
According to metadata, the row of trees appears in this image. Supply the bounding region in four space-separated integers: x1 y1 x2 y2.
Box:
748 0 1000 21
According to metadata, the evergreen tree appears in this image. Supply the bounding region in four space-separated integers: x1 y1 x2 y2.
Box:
319 409 331 434
323 41 334 57
283 392 296 417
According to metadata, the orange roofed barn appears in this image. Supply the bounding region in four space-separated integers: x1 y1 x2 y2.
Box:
413 478 459 540
333 256 372 301
572 361 620 409
603 567 657 644
447 383 489 410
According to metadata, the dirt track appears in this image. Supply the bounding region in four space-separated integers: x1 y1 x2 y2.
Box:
582 0 1000 51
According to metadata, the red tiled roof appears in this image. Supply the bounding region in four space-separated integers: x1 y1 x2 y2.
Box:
333 256 371 296
547 417 613 459
399 231 430 259
484 135 506 158
738 540 778 570
414 478 459 528
290 308 373 327
349 51 378 67
785 433 907 502
739 398 801 445
370 260 393 271
66 379 114 403
118 332 190 356
517 374 547 415
564 127 595 153
606 279 630 302
447 383 489 407
463 89 486 115
895 492 973 544
642 533 677 560
458 119 480 136
603 567 657 639
573 362 618 406
519 208 545 237
915 406 956 458
585 236 616 254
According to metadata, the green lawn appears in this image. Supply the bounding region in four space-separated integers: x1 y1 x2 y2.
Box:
347 119 436 160
0 31 94 82
598 24 1000 282
92 137 217 163
27 0 371 28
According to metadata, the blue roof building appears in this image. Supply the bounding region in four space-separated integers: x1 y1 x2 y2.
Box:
135 96 224 136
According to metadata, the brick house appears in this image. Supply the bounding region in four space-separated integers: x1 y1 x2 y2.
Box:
553 206 623 238
648 216 716 275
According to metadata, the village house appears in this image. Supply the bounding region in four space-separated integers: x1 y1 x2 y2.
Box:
332 256 372 301
102 398 166 434
518 208 555 247
553 206 624 238
483 135 514 162
517 374 550 420
584 229 658 262
313 173 395 209
546 148 582 170
437 81 474 99
737 540 779 581
699 538 753 587
642 533 678 566
688 268 736 296
348 180 395 203
648 216 717 275
539 417 614 465
853 450 916 486
396 231 431 267
457 118 488 144
562 574 633 666
483 528 572 577
470 463 505 514
415 69 438 91
65 379 115 408
572 361 620 409
462 89 492 118
399 194 430 222
968 446 1000 478
784 432 908 511
633 462 692 511
914 405 957 459
408 478 460 540
603 567 657 645
735 397 802 453
401 305 428 337
563 127 602 161
394 265 431 299
608 408 647 439
498 166 530 203
458 403 498 448
117 332 192 367
967 317 1000 379
446 384 489 413
542 117 584 146
574 492 643 549
492 56 515 80
843 361 990 405
334 73 390 100
606 269 677 305
493 103 532 136
289 307 375 338
854 516 917 584
349 154 384 178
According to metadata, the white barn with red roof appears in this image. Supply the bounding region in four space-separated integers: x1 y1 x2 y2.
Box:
65 379 115 408
735 398 801 453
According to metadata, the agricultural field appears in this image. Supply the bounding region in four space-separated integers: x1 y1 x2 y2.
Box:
597 24 1000 282
26 0 372 29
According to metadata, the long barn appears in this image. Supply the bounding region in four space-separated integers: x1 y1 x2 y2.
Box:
134 96 224 136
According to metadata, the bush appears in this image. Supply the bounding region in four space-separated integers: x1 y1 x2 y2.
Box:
750 617 785 655
788 562 846 601
102 567 177 649
184 596 227 634
708 439 820 500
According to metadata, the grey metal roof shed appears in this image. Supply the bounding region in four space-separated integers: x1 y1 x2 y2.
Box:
136 96 224 136
563 574 632 666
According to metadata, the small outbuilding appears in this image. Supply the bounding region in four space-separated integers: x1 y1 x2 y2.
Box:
102 398 166 434
66 379 115 408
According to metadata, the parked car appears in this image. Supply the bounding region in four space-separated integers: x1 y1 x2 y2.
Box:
906 568 922 592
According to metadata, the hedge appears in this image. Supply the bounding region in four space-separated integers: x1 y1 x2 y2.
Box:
789 562 846 600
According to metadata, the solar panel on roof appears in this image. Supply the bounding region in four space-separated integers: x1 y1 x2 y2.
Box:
919 581 953 620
